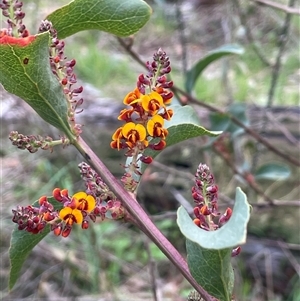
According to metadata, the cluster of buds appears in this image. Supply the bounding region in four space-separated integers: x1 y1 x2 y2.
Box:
38 20 83 136
192 163 240 257
0 0 28 37
137 48 173 103
111 49 174 175
8 131 66 153
12 163 126 237
78 162 126 219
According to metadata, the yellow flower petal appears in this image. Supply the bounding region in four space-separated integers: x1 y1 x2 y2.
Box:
152 114 164 125
122 122 135 137
149 91 163 105
59 207 72 220
71 208 83 224
135 124 147 141
59 207 83 225
147 119 155 136
147 115 164 137
123 88 141 105
141 92 164 114
73 192 96 212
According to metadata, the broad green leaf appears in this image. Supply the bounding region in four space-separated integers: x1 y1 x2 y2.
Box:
177 187 250 249
163 105 222 145
255 163 291 180
0 33 73 137
186 240 234 301
9 197 63 290
185 44 244 93
46 0 152 39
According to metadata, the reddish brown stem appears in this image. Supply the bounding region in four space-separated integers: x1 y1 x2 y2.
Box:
73 136 214 301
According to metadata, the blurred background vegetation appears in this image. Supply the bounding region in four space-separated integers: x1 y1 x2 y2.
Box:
1 0 299 300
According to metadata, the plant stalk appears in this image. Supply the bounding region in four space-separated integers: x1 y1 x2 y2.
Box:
73 136 214 301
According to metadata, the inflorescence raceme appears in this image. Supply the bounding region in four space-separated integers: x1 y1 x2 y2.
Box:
192 163 241 257
111 48 174 175
12 163 125 237
38 19 84 136
0 0 28 38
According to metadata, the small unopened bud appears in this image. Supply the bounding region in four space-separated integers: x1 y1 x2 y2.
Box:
151 140 166 150
38 196 47 206
218 207 232 226
61 226 71 237
231 246 241 257
72 86 83 94
53 188 63 202
82 220 89 229
140 156 153 164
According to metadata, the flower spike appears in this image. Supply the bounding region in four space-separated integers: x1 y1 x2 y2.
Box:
110 49 174 189
191 163 241 256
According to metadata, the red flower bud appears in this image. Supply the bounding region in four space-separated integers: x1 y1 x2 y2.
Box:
218 207 232 226
82 220 89 229
53 225 62 236
53 56 60 63
152 140 166 150
200 205 210 216
231 246 241 257
62 226 72 237
38 196 47 205
193 218 201 227
53 188 63 201
140 156 153 164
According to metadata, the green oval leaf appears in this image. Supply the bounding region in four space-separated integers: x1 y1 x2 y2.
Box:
164 105 222 143
177 187 250 249
9 197 63 290
254 163 291 180
46 0 152 39
186 240 234 301
0 33 73 137
185 44 244 93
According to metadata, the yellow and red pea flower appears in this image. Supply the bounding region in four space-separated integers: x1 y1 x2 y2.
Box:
111 89 172 153
118 108 135 122
121 122 149 149
59 207 83 226
111 127 126 150
123 87 141 106
72 191 96 212
154 87 173 105
58 191 96 230
141 91 164 115
12 188 99 237
147 115 168 139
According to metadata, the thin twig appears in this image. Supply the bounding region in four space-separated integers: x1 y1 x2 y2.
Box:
74 137 215 301
266 0 296 108
232 0 272 67
251 0 300 15
144 237 160 301
254 0 297 169
277 240 300 277
265 110 300 146
173 86 300 167
175 0 188 76
264 249 275 301
213 142 276 204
